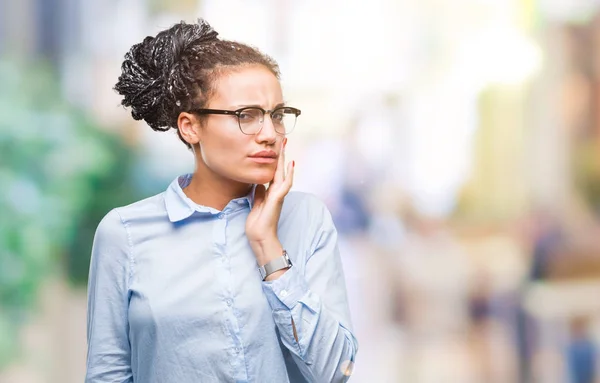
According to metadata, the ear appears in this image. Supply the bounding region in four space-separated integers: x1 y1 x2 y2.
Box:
177 112 202 145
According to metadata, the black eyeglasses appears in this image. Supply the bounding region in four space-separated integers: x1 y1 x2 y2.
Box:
191 106 301 135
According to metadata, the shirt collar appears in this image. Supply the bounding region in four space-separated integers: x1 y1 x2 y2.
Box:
245 184 257 209
164 174 257 223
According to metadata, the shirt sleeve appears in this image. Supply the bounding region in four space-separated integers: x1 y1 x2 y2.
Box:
262 198 358 382
85 209 134 382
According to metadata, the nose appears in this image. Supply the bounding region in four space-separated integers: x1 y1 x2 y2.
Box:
255 113 278 144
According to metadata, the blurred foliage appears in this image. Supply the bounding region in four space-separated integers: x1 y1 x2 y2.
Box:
148 0 198 15
574 139 600 214
0 57 142 368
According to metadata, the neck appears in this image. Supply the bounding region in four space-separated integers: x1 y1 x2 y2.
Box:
183 159 252 211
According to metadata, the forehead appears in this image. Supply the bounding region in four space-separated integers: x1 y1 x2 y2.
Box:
210 65 282 107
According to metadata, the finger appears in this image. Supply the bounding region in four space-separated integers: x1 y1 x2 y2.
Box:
274 160 294 198
253 184 266 207
273 138 286 184
284 160 295 191
267 160 294 202
265 176 274 197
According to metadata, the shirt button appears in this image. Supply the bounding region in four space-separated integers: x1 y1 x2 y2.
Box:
217 213 224 219
226 298 233 307
280 290 288 298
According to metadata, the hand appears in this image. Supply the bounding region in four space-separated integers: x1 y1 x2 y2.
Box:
246 138 295 262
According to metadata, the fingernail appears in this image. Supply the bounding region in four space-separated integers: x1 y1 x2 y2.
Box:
292 160 295 167
284 138 288 147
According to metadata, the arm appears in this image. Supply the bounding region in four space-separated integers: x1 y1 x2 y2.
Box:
261 200 358 382
85 209 133 382
245 142 357 381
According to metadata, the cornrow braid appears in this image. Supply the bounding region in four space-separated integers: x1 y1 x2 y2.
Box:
114 19 280 146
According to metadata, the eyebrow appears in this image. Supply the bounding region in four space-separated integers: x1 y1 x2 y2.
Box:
234 102 286 109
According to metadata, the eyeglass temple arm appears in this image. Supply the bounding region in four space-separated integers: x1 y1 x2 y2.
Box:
193 109 238 116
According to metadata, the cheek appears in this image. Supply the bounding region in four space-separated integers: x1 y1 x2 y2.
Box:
200 135 245 170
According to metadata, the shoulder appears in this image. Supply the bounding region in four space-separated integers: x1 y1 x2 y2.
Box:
94 193 166 239
92 208 129 253
282 192 339 256
113 192 167 221
281 191 335 230
95 192 168 232
282 191 330 215
90 210 133 280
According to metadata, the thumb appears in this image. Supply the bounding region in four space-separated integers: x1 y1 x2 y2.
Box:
253 184 266 207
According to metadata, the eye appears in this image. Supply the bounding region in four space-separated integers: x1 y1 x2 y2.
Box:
238 108 261 122
271 110 285 123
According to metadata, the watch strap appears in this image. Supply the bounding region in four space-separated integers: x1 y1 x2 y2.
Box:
259 250 292 280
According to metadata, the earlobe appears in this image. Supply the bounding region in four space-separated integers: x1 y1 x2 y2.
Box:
178 112 201 145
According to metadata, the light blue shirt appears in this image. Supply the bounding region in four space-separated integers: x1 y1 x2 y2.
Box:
85 174 358 382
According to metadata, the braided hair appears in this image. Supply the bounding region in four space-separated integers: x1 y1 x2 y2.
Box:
114 19 280 146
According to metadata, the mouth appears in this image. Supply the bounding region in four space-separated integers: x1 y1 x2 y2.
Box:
248 150 278 164
248 156 277 164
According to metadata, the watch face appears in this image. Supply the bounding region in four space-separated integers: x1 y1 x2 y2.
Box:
283 251 292 266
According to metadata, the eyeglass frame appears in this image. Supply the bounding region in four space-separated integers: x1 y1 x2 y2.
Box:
190 106 302 135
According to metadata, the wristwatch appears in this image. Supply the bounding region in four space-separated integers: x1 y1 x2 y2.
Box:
259 250 292 280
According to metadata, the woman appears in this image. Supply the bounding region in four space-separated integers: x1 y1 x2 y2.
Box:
85 19 358 383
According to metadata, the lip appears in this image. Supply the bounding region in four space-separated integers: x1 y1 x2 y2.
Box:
249 157 277 164
248 150 278 164
249 150 277 158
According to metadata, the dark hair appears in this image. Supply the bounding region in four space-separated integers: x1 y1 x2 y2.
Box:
114 19 280 146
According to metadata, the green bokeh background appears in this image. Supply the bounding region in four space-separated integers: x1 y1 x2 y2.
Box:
0 58 142 367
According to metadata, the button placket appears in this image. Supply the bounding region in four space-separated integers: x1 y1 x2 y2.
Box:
212 211 227 248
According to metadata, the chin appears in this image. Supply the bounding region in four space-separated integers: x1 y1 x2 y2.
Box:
239 168 275 185
249 174 274 185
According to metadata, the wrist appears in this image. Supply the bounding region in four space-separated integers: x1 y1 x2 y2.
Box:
250 238 283 266
258 249 292 281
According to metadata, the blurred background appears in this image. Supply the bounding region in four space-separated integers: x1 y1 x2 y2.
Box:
2 0 600 382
